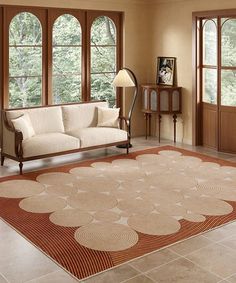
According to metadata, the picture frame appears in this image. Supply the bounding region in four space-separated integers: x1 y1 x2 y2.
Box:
156 57 176 86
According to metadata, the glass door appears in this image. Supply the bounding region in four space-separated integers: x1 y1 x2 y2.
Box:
198 15 236 153
201 18 218 149
220 18 236 152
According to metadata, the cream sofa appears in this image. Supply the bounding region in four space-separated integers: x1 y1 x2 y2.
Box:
1 101 129 174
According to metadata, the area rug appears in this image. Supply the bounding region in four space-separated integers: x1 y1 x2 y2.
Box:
1 145 236 280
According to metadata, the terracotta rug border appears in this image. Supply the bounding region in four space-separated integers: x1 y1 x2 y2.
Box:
1 145 236 280
2 214 236 282
0 216 81 282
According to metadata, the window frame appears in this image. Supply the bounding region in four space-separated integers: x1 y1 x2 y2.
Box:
3 6 47 108
1 5 123 109
87 11 122 106
48 9 85 105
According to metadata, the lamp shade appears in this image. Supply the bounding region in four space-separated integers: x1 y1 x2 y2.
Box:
112 69 135 87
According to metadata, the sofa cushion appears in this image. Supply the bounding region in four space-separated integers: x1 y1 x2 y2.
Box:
67 127 128 148
97 107 120 128
62 101 108 132
22 133 80 158
11 113 35 140
6 107 64 135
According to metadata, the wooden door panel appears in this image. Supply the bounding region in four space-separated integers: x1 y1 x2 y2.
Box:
220 110 236 153
202 103 217 149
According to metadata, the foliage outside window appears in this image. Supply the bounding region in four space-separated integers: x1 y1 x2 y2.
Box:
4 8 122 109
52 14 82 104
9 12 42 108
202 19 217 104
90 16 117 107
221 18 236 106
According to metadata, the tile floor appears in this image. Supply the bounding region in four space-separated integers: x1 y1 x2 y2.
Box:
0 137 236 283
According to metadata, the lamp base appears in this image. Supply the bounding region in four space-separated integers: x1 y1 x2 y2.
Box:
116 143 132 149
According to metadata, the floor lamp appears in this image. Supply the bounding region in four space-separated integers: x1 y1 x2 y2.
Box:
112 68 138 148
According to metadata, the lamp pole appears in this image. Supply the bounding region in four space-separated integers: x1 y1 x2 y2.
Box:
121 68 138 142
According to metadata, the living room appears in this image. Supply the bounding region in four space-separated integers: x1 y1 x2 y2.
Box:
0 0 236 282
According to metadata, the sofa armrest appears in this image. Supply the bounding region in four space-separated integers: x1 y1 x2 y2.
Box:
2 111 23 158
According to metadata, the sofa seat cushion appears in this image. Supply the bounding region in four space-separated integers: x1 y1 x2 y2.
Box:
22 133 80 158
67 127 128 148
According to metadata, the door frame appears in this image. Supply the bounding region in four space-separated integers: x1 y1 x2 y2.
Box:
192 9 236 148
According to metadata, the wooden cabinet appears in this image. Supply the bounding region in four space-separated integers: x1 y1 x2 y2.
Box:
141 84 182 142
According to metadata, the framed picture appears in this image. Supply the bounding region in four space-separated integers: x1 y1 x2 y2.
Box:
156 57 175 86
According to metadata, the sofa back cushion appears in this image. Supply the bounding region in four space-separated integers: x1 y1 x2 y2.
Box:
62 101 108 132
6 106 64 135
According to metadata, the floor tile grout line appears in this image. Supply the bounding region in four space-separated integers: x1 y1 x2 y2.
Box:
170 243 236 280
201 227 236 243
181 256 225 281
127 250 181 274
129 256 182 276
222 271 236 281
141 272 159 283
140 248 225 281
0 272 11 283
23 270 67 283
216 241 236 254
169 241 217 257
125 220 236 276
120 273 155 283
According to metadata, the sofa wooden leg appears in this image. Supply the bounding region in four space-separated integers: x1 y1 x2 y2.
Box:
19 161 23 175
1 155 5 166
126 143 129 154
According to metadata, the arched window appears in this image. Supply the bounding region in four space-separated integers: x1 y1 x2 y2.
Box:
221 18 236 106
202 19 217 104
9 12 42 108
52 14 82 104
90 16 117 107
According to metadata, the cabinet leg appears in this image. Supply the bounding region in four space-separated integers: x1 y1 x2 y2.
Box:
19 161 23 175
144 113 148 139
173 114 177 143
148 114 152 136
158 114 162 143
1 155 5 166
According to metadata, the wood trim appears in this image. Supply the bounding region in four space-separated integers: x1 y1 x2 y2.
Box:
47 9 86 104
140 84 182 114
2 111 23 157
3 7 47 108
0 7 3 150
192 9 236 18
1 5 123 111
3 99 106 111
86 11 123 106
0 4 123 14
1 139 129 163
193 9 236 153
117 12 124 113
0 7 3 111
18 140 129 162
216 16 221 151
192 12 197 145
82 11 88 101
